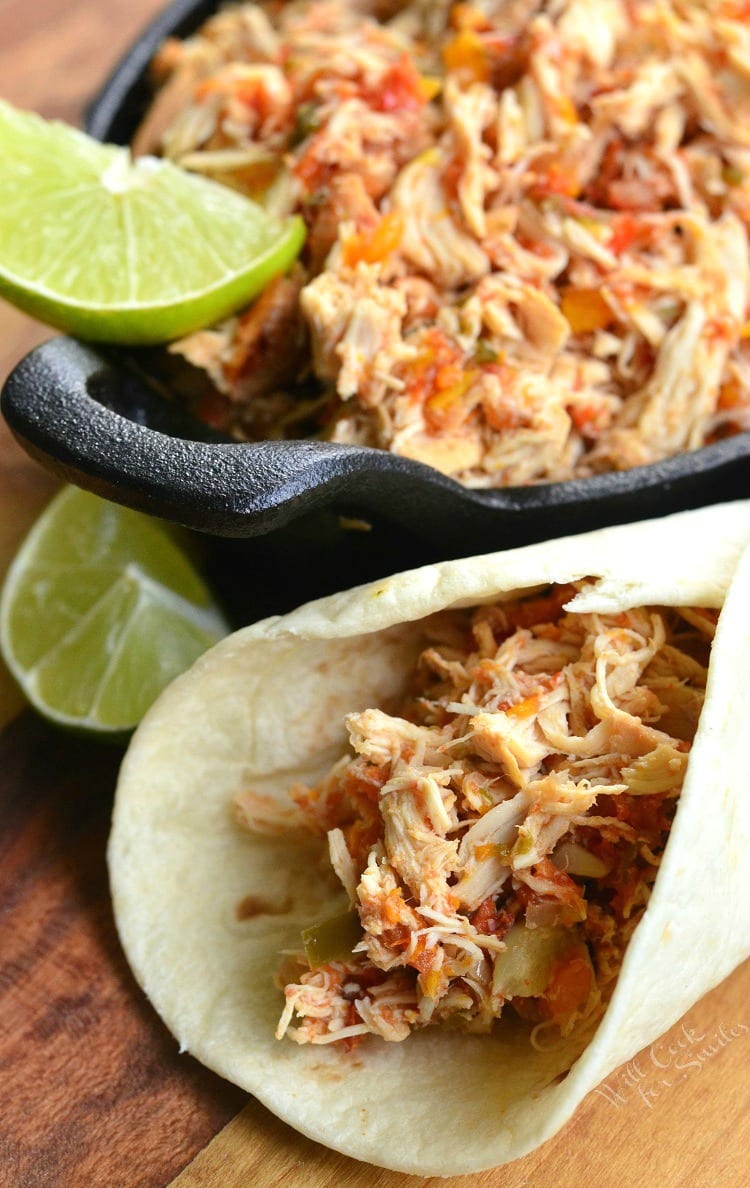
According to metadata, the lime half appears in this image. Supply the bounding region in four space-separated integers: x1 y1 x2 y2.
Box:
0 100 305 343
0 487 227 733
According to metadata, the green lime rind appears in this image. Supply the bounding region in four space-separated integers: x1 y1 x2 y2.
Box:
0 487 228 733
0 100 306 344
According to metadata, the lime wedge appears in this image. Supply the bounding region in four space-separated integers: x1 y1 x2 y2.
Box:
0 100 306 344
0 487 227 732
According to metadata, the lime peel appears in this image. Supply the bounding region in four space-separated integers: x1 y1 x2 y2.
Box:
0 487 228 733
0 100 306 344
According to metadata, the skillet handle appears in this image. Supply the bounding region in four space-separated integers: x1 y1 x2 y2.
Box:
0 337 474 540
6 336 750 547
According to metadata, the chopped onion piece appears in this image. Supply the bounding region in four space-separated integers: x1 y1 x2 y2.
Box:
552 841 612 878
492 924 569 999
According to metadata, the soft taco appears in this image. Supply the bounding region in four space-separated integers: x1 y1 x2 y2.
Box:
109 502 750 1175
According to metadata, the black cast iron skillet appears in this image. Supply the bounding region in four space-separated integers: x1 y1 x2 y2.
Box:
2 0 750 560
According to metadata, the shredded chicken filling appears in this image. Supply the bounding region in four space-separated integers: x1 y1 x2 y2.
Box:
235 586 714 1047
141 0 750 486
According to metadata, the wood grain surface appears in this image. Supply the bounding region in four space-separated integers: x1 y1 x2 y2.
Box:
1 2 749 1186
0 713 245 1188
0 5 245 1187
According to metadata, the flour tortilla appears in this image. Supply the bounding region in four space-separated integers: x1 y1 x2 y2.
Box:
109 502 750 1175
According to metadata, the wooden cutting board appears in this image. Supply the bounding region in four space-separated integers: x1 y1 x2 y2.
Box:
1 3 749 1185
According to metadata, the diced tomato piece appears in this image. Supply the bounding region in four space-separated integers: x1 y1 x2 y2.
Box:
597 793 672 841
608 213 639 254
718 377 747 411
401 328 467 408
504 585 578 631
470 896 517 938
534 162 581 198
381 923 412 952
535 858 583 899
294 133 334 193
342 211 404 268
516 858 587 919
569 402 603 435
705 314 738 343
541 950 593 1024
345 814 382 863
507 694 541 720
424 371 478 432
361 54 428 113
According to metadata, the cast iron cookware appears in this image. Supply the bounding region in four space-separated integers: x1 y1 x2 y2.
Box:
2 0 750 597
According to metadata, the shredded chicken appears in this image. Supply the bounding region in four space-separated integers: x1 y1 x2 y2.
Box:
236 586 713 1047
144 0 750 485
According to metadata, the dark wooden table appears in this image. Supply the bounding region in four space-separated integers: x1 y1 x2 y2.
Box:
0 6 246 1185
1 3 749 1185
